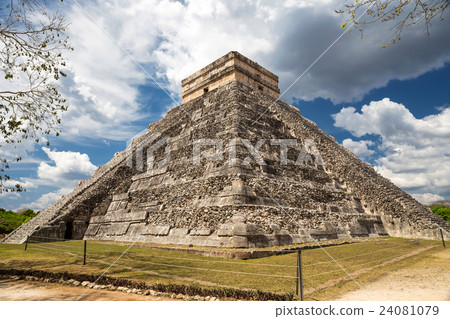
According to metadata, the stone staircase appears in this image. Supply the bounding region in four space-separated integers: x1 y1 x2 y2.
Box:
1 144 134 245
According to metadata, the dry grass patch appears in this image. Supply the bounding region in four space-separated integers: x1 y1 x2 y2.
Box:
0 237 443 300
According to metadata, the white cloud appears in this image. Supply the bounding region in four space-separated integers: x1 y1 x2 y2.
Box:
0 191 21 199
66 0 448 104
342 138 374 160
57 4 149 141
58 0 450 116
36 147 96 185
334 99 450 199
106 0 276 94
14 147 97 210
18 187 73 211
333 98 450 144
4 0 449 144
3 179 36 189
411 193 445 205
284 0 334 9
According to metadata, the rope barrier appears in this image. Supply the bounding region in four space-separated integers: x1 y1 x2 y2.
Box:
27 235 70 241
29 245 77 255
126 251 297 268
25 243 297 279
24 237 417 269
92 241 415 269
27 240 76 249
303 249 424 278
116 257 298 279
303 242 415 267
23 239 429 285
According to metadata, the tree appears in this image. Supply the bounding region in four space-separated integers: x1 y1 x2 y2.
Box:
0 0 70 192
0 207 39 233
337 0 449 46
429 205 450 222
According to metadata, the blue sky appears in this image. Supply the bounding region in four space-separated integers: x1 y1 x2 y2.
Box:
1 0 450 210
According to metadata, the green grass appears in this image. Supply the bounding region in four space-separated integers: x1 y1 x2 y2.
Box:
0 237 443 300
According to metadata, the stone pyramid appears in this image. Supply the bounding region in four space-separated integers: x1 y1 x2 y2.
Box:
3 51 449 247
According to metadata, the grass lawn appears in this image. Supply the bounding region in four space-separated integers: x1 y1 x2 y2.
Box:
0 237 443 300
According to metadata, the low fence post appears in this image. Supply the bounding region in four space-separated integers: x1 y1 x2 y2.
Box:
440 229 446 248
297 250 304 301
24 236 28 251
83 240 87 265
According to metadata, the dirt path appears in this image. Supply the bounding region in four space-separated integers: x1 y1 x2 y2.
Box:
306 245 436 296
0 279 174 301
335 248 450 301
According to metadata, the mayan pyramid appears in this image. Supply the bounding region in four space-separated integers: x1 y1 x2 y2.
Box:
3 51 449 247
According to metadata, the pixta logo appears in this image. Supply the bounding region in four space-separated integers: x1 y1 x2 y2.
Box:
126 131 323 173
126 131 171 174
193 138 323 166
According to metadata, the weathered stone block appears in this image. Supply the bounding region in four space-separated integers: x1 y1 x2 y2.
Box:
129 211 148 222
347 222 369 236
144 225 171 236
108 223 130 236
190 228 212 236
270 224 280 234
85 224 100 237
232 223 248 236
230 236 248 248
97 224 111 237
113 193 128 201
90 216 105 224
170 228 190 236
217 224 232 237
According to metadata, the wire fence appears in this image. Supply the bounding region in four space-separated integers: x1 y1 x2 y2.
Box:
5 235 438 298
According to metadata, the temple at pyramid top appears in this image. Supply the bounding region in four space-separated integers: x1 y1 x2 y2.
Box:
181 51 280 103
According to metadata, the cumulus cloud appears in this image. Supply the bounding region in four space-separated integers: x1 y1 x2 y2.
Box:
1 0 448 144
411 193 446 205
15 147 97 210
91 0 276 94
334 99 450 199
37 147 96 185
271 11 450 103
58 5 150 141
0 191 21 199
60 0 450 118
342 138 375 160
18 187 74 211
4 0 449 142
3 179 36 190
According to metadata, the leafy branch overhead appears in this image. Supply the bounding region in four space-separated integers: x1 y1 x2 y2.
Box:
0 0 71 192
337 0 449 46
